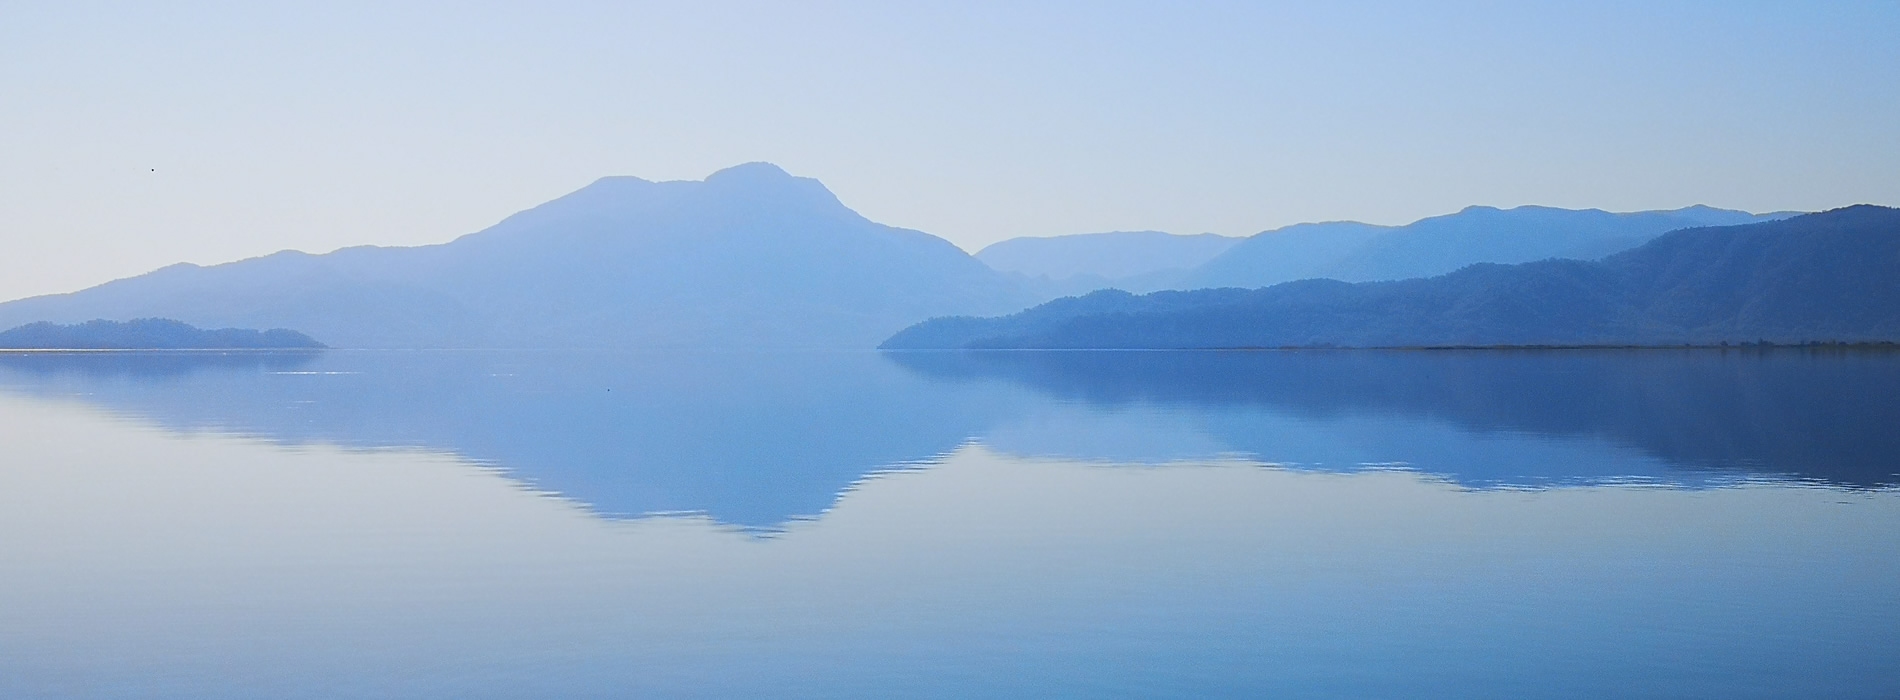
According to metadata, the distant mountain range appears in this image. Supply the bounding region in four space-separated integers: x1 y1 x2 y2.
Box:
0 164 1038 349
1189 204 1796 289
979 205 1794 294
0 319 323 350
882 206 1900 349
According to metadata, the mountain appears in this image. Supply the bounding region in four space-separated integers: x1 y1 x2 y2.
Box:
975 231 1241 293
1185 205 1795 290
0 318 324 349
0 163 1037 349
881 205 1900 349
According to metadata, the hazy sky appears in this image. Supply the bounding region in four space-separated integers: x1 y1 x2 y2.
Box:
3 1 1897 302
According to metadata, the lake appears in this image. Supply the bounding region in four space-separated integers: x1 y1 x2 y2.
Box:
1 348 1896 698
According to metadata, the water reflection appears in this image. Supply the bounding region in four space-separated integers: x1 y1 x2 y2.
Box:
0 348 1895 534
1 395 1896 699
0 350 1020 529
892 348 1900 487
0 349 320 378
4 352 1900 697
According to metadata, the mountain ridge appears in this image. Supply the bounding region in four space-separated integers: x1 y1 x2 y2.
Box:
1184 204 1795 290
882 205 1900 350
0 163 1038 349
974 204 1794 295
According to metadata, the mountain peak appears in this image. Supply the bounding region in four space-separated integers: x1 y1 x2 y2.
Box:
699 162 849 216
484 163 849 234
562 162 808 200
705 161 794 182
571 174 657 195
702 162 819 195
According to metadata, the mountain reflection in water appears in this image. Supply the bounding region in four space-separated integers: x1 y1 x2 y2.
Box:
0 348 1894 530
891 348 1900 488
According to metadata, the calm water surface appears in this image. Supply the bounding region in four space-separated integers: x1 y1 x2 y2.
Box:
0 349 1896 698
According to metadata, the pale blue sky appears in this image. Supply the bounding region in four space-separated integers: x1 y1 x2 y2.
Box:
2 1 1896 301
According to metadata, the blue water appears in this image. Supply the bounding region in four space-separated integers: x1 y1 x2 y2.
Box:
0 349 1895 698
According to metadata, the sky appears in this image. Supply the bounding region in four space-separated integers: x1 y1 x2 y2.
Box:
2 1 1897 302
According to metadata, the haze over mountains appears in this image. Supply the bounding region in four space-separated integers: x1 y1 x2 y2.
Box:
884 206 1900 349
976 231 1241 294
983 205 1792 293
0 161 1847 350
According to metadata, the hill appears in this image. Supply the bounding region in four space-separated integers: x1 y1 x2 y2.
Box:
1185 205 1793 290
0 163 1037 349
0 319 324 350
881 205 1900 349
